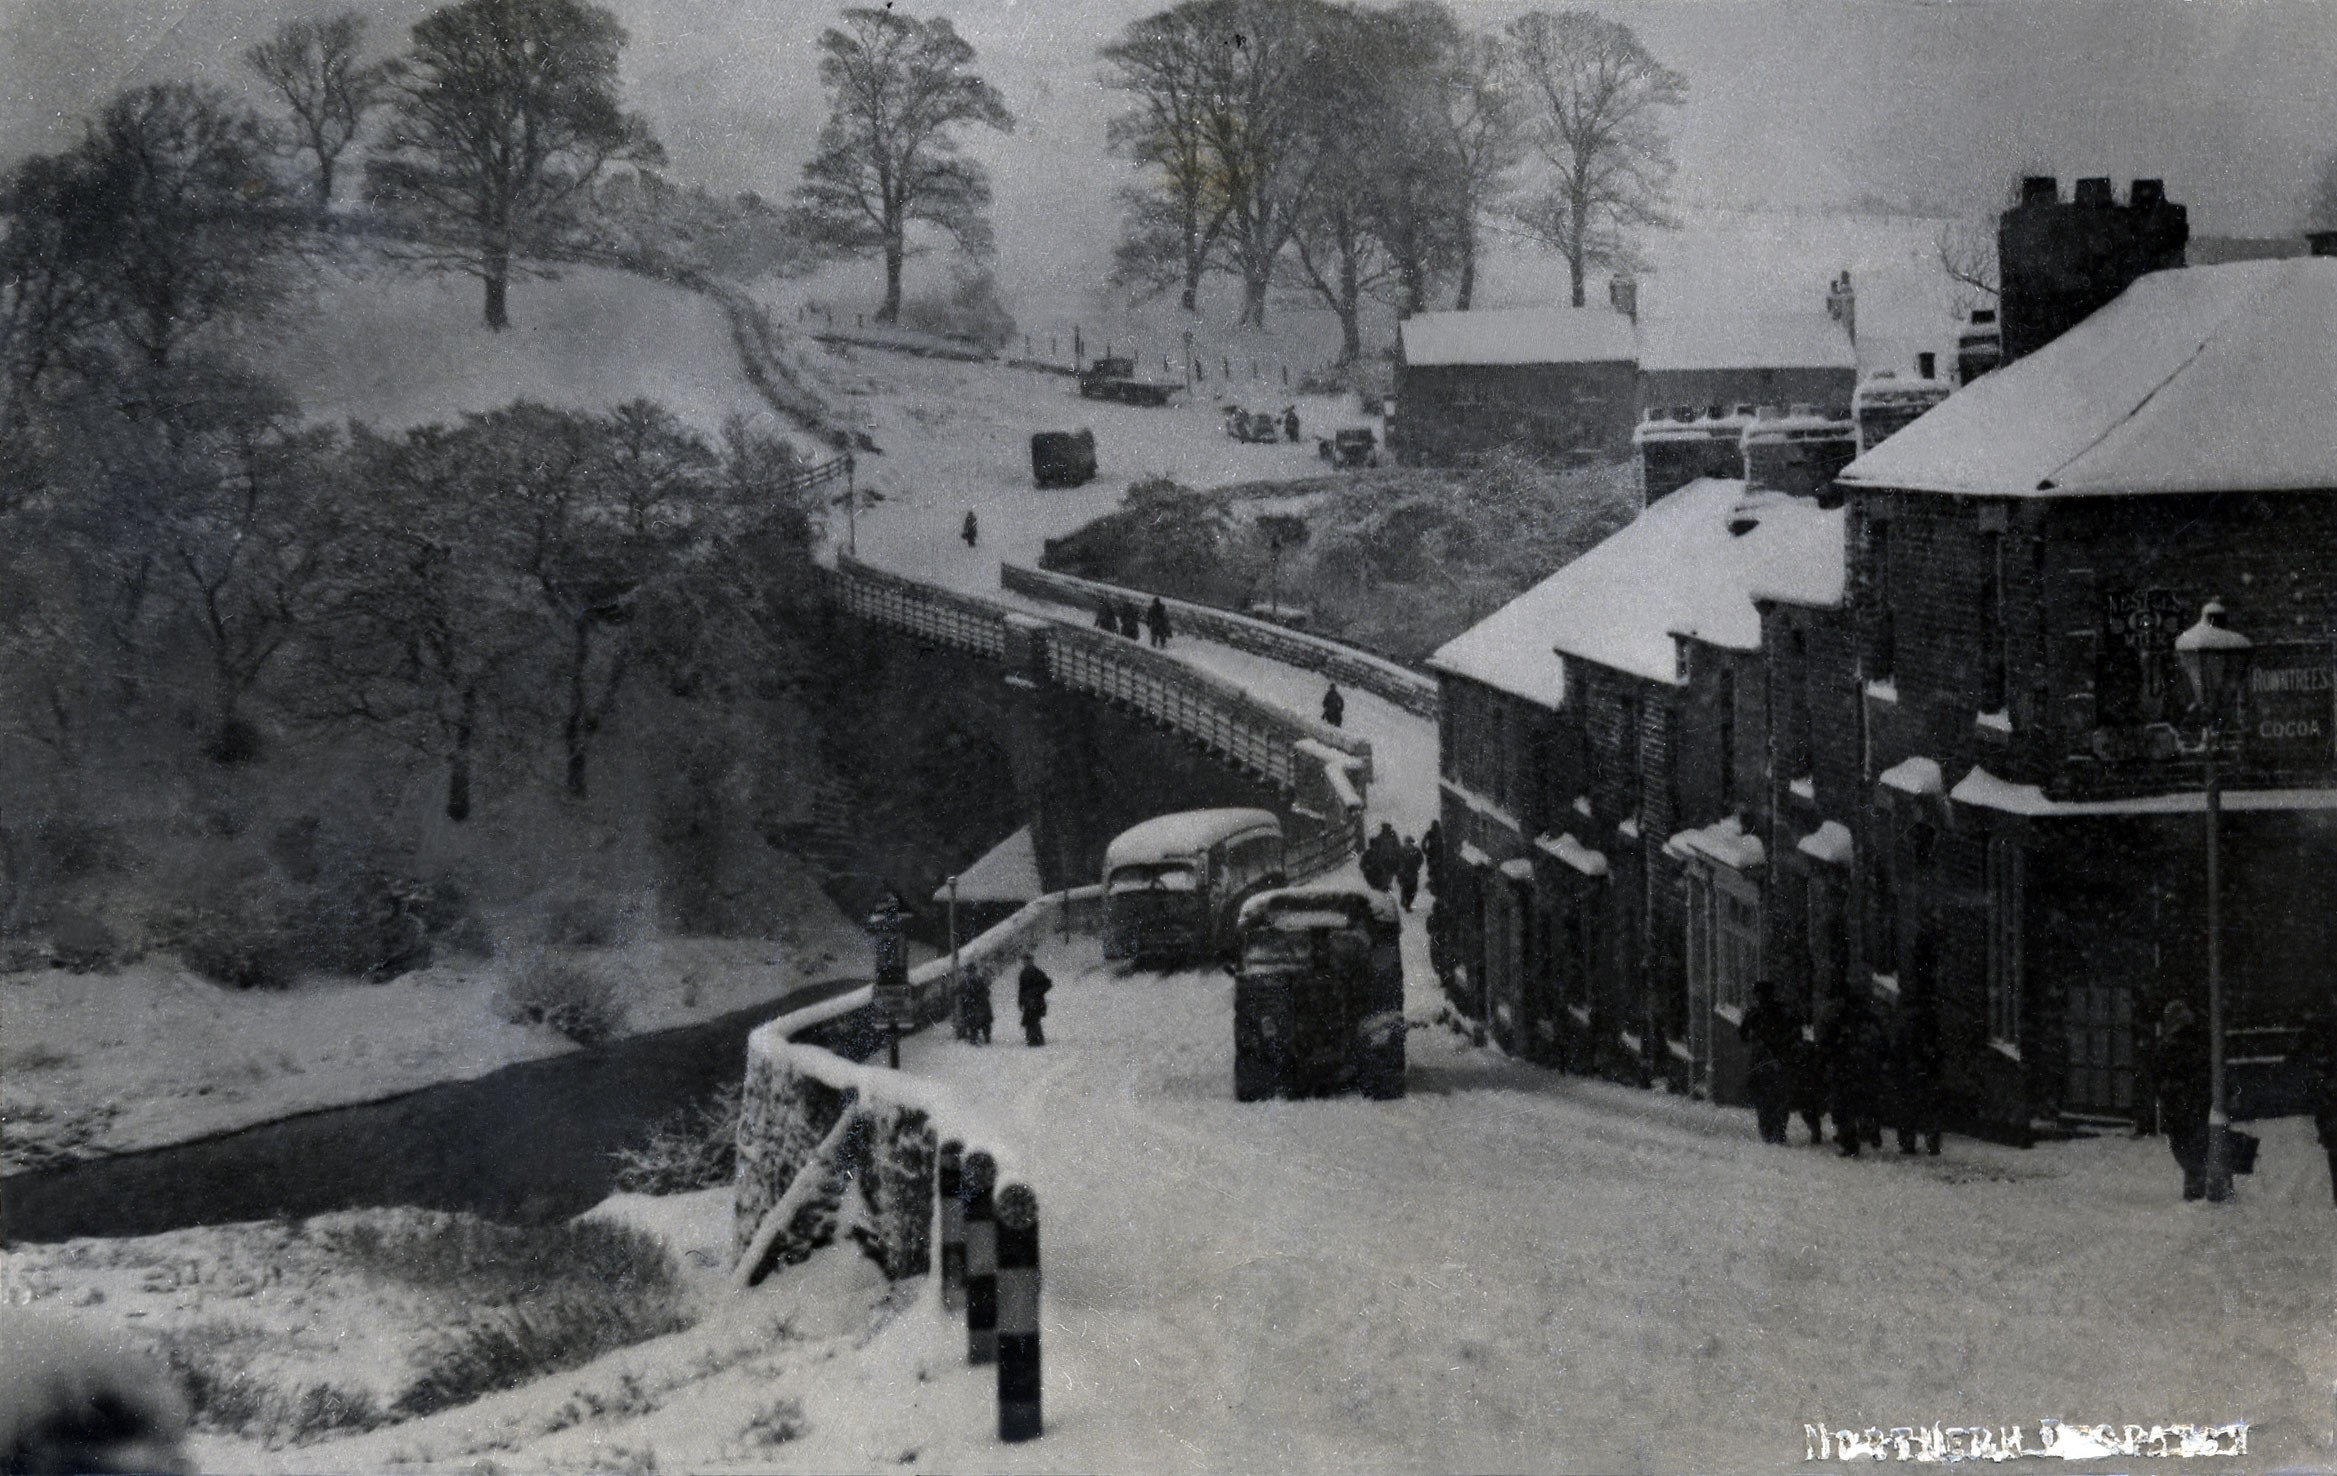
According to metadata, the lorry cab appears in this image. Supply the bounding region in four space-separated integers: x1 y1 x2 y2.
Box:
1230 886 1405 1101
1102 809 1286 967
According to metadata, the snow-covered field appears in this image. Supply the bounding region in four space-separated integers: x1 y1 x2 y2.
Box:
258 253 779 438
42 921 2328 1473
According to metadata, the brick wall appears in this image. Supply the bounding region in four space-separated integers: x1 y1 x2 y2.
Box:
1397 360 1638 466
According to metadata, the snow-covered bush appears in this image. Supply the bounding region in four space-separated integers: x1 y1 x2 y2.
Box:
739 1396 808 1447
498 956 628 1046
614 1084 742 1195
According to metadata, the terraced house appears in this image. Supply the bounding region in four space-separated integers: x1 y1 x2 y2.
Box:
1428 250 2337 1140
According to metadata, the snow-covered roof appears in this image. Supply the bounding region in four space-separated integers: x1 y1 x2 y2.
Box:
1949 765 2337 816
1880 756 1944 796
1237 885 1400 929
1401 306 1636 368
1795 820 1854 865
939 826 1041 905
1637 313 1856 373
1666 814 1766 871
1104 809 1280 872
1536 832 1611 877
1840 258 2337 497
1429 479 1846 698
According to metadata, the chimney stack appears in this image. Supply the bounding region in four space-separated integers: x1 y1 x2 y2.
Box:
2073 177 2114 207
2308 230 2337 258
1997 170 2187 365
2020 176 2059 206
2130 178 2165 209
1916 351 1936 380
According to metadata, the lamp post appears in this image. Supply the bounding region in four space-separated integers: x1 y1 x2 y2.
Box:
2174 599 2253 1203
946 874 962 1041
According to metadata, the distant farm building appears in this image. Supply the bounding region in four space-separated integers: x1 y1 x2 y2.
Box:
1633 312 1856 426
1394 307 1638 466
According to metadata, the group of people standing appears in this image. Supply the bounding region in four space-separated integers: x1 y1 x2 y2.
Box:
958 950 1053 1048
1738 981 1943 1158
1361 821 1434 912
1095 595 1174 648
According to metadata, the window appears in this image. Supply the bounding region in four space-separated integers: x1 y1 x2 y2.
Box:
1986 838 2024 1046
1686 866 1761 1025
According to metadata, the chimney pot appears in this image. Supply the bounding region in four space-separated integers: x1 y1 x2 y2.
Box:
1916 351 1936 379
2074 177 2113 207
2020 176 2058 205
2130 178 2165 209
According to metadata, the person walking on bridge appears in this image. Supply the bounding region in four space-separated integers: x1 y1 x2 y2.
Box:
961 509 979 548
1146 596 1173 648
1095 599 1118 633
1017 952 1053 1047
1321 681 1345 728
1117 599 1142 641
959 966 994 1045
1396 835 1423 912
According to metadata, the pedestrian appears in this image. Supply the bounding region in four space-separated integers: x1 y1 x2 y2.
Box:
1739 980 1800 1145
2154 999 2214 1200
1146 595 1173 649
1017 951 1053 1047
1819 989 1887 1157
1396 835 1423 912
1321 681 1345 728
1363 822 1402 893
1282 405 1301 442
1421 819 1443 894
962 509 979 548
1892 998 1945 1156
960 965 994 1045
1117 599 1142 641
1788 1025 1828 1145
2294 1003 2337 1209
1095 598 1118 633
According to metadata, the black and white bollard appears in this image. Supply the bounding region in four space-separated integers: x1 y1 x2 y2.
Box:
938 1140 967 1312
996 1183 1042 1442
963 1151 999 1365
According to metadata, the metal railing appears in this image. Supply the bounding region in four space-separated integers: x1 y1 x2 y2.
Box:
828 556 1011 661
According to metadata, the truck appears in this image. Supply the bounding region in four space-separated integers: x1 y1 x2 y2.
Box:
1229 886 1405 1101
1029 428 1098 488
1077 356 1180 406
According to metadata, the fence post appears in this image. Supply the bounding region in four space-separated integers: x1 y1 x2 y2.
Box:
938 1140 967 1310
996 1184 1042 1442
964 1150 999 1364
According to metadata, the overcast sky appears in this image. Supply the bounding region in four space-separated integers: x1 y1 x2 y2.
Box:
7 0 2334 307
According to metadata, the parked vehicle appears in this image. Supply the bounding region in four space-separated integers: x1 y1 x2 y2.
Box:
1078 356 1180 406
1030 428 1098 488
1229 886 1405 1101
1316 426 1379 468
1102 809 1286 966
1220 404 1282 443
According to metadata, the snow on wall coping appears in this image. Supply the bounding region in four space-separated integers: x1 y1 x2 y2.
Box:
1665 814 1766 871
1839 258 2337 497
1852 372 1952 412
1400 305 1636 367
1436 479 1842 692
1498 858 1536 882
938 825 1040 904
1796 819 1855 865
1617 816 1642 839
1103 809 1281 872
1789 775 1816 801
1537 832 1611 877
1975 709 2013 735
1634 411 1752 445
1459 841 1494 868
1880 756 1945 796
1739 414 1855 445
1637 312 1857 373
1949 765 2337 816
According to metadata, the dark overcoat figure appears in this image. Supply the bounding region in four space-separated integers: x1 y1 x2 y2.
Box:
1820 992 1888 1156
2154 1000 2213 1199
960 968 994 1044
1118 599 1142 640
1789 1031 1828 1145
1146 596 1172 648
1739 981 1800 1144
1017 953 1053 1046
1421 820 1444 894
1096 599 1118 632
1321 682 1345 728
1282 406 1301 442
1363 823 1402 892
1396 837 1424 912
1892 1001 1945 1155
962 509 979 547
2296 1006 2337 1209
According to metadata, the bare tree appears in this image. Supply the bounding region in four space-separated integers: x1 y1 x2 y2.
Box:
1935 217 1999 312
794 9 1014 325
0 154 112 402
1504 10 1686 308
1194 0 1340 329
244 13 398 217
1282 7 1423 361
1102 7 1233 313
367 0 663 330
1426 23 1521 309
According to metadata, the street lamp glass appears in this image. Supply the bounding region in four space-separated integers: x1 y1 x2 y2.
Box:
2174 600 2253 716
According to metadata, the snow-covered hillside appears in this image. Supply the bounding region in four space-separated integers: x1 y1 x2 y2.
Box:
255 252 780 438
